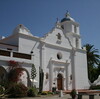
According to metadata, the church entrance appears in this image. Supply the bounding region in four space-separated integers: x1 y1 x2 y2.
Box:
57 73 63 90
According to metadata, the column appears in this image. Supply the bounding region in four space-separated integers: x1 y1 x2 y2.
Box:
40 44 46 91
65 63 68 90
49 61 53 91
40 42 45 69
71 48 76 89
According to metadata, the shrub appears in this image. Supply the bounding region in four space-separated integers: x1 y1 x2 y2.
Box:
0 80 9 89
27 86 38 97
70 89 77 99
47 91 53 95
41 91 48 95
0 85 5 95
7 83 28 98
90 85 100 90
52 87 56 93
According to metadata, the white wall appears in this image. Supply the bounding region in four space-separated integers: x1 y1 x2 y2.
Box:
44 28 72 49
18 34 40 88
74 50 90 89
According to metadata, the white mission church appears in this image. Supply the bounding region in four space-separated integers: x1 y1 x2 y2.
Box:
0 12 90 91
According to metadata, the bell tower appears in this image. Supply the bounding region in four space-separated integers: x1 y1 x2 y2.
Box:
60 12 82 49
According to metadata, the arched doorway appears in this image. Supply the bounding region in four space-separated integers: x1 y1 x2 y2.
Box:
18 70 28 86
0 66 7 82
16 68 30 87
57 73 63 90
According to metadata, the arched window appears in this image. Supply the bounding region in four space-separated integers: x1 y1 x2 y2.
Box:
57 73 63 79
46 73 48 79
61 25 64 29
70 74 72 80
76 38 79 48
74 26 77 33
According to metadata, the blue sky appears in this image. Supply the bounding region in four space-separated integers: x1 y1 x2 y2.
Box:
0 0 100 52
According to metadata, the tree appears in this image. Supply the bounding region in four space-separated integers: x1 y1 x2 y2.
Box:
97 63 100 76
31 64 37 81
84 44 100 66
8 60 23 82
84 44 100 82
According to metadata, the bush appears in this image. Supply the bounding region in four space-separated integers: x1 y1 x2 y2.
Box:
41 91 48 95
0 80 9 89
7 83 28 98
52 87 56 93
90 85 100 90
0 86 5 95
38 91 53 95
70 89 77 99
47 91 53 95
27 86 38 97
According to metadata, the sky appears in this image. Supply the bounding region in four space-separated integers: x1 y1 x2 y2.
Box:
0 0 100 53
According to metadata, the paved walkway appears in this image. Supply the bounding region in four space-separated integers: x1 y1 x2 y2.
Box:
6 94 100 99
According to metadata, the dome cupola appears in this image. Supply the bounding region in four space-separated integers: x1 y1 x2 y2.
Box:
61 11 75 22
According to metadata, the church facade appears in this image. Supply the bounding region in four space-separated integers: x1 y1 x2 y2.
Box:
0 12 90 91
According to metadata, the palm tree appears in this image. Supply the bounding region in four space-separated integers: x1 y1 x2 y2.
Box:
84 44 100 82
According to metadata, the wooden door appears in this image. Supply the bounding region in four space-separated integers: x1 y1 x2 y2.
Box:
57 74 63 90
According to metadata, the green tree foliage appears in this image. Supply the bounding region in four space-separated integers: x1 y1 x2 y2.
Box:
97 63 100 76
84 44 100 66
27 86 38 97
84 44 100 83
31 64 37 80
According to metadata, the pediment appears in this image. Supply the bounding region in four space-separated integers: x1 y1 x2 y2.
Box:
42 27 72 49
12 24 33 36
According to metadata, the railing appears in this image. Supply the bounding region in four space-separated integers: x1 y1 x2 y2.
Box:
0 49 10 57
0 49 31 60
13 52 31 60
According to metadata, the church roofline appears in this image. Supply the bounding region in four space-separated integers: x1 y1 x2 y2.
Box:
42 26 63 39
0 42 18 47
0 33 18 42
18 32 40 40
12 24 33 36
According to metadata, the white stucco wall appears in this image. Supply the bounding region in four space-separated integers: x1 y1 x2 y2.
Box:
44 28 72 49
18 34 40 87
74 50 90 89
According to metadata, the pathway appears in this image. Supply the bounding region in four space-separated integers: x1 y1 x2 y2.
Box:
6 94 100 99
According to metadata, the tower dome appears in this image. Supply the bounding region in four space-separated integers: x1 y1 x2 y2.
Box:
61 11 75 22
